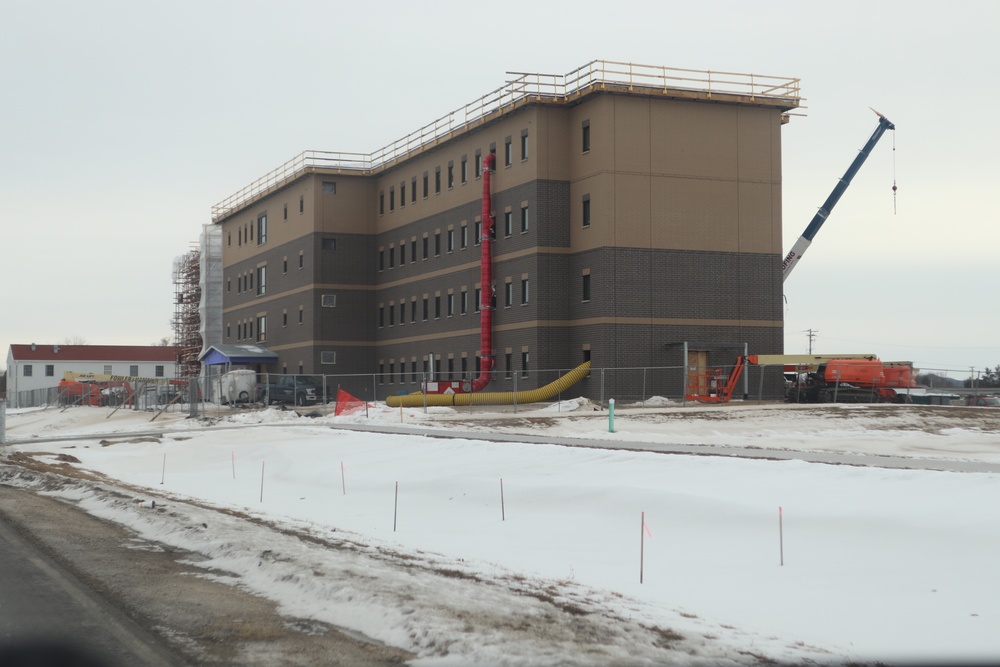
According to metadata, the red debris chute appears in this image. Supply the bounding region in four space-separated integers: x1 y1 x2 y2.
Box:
470 152 497 392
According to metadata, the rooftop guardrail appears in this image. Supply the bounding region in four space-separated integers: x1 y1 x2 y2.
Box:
212 60 800 221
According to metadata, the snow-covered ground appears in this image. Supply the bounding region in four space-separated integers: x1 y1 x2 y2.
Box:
3 399 1000 665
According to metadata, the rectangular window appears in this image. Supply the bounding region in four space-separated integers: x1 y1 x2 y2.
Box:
129 365 138 376
411 177 417 203
447 358 454 381
322 294 337 307
434 168 441 194
411 239 417 263
322 351 336 365
460 289 467 315
299 307 303 323
388 246 395 269
520 129 529 160
282 259 288 274
379 249 385 271
475 287 481 312
400 183 406 207
104 365 112 375
283 203 287 220
434 232 441 257
423 297 429 321
447 293 454 317
521 351 529 378
411 360 418 383
505 281 513 308
422 237 429 260
434 295 441 319
379 363 384 385
461 157 468 183
155 365 164 378
460 225 468 249
299 195 304 213
399 302 405 326
389 188 395 212
521 279 529 305
257 315 267 342
520 205 529 233
389 303 395 326
582 120 591 152
256 265 267 295
447 229 454 253
379 192 384 215
582 194 591 228
45 364 54 377
379 305 385 328
504 136 512 167
411 300 417 323
399 242 405 265
504 211 513 237
474 220 482 246
283 312 288 326
423 172 429 198
582 273 592 302
447 163 454 189
505 353 512 379
299 252 304 269
257 213 267 245
475 151 482 178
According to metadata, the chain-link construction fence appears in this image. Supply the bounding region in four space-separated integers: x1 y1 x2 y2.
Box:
7 363 993 418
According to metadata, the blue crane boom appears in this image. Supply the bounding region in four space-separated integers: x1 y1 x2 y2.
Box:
781 110 895 282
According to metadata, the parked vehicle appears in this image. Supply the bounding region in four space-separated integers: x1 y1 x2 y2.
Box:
220 370 258 405
261 375 325 406
966 395 1000 407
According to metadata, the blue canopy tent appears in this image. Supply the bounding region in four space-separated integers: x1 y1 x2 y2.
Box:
199 344 278 369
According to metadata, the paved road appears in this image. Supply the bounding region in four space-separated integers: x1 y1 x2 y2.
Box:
10 417 1000 474
322 421 1000 474
0 505 183 667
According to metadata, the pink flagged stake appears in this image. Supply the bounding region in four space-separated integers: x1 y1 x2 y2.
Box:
393 481 399 532
500 478 505 521
640 511 650 584
779 506 784 566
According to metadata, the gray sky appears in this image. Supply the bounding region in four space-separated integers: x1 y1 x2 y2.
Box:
3 0 997 377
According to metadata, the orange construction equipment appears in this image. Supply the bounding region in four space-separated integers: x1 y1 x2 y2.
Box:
686 354 918 404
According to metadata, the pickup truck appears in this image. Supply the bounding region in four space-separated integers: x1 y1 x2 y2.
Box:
261 375 325 406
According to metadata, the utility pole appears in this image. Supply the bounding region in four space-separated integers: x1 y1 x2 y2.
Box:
805 329 818 354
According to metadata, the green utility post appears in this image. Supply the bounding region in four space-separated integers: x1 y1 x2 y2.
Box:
608 398 615 433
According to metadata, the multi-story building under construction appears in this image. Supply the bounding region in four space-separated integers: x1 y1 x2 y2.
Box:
211 61 800 400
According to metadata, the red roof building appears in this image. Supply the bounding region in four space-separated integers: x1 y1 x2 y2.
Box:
5 344 181 408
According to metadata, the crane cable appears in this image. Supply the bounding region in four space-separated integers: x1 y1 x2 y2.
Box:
891 129 897 214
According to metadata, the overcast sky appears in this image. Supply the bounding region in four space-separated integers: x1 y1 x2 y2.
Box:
2 0 997 377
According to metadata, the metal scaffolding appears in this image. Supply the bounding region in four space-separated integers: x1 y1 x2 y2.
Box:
172 245 202 378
